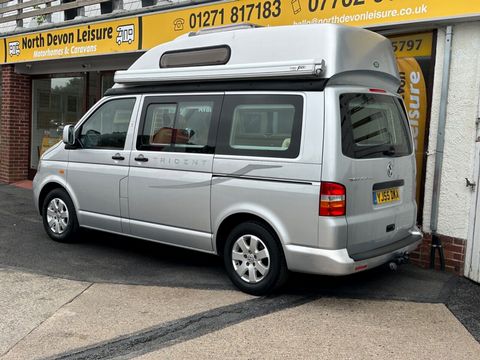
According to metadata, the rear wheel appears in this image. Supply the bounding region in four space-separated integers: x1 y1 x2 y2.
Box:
42 188 79 243
223 221 288 295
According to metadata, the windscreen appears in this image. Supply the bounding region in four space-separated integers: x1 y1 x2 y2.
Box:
340 93 413 159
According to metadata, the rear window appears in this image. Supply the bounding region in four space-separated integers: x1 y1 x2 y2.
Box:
340 93 413 159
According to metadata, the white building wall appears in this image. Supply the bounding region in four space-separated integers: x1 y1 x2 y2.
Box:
422 22 480 240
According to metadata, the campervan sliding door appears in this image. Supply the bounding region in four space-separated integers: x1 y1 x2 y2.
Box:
127 94 223 252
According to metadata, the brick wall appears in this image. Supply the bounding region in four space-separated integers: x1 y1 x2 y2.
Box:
0 65 31 183
410 233 466 275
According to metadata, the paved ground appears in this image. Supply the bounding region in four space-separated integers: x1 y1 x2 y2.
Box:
1 183 479 359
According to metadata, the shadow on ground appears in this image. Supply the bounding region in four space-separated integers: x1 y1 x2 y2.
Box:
0 184 462 298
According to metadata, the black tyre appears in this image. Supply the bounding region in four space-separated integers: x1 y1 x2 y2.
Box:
42 188 79 243
223 221 288 295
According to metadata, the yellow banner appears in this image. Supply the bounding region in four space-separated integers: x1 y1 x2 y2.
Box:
143 0 479 49
397 57 427 205
3 0 479 63
390 32 433 58
5 18 139 63
1 39 5 64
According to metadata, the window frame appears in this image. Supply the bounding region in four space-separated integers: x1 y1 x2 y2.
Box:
216 94 304 158
75 97 137 150
136 94 223 154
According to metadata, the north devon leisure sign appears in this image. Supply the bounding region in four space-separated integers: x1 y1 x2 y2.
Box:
3 18 139 63
1 0 479 64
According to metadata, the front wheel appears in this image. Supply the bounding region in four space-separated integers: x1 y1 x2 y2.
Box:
223 221 288 295
42 188 79 243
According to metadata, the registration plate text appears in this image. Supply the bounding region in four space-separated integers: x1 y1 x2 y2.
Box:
373 188 400 205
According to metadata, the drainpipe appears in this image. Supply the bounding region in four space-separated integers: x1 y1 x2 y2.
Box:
429 25 453 270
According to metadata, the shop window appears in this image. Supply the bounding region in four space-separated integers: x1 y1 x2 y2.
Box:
62 0 78 20
101 74 115 94
101 1 113 14
142 0 157 7
31 77 85 169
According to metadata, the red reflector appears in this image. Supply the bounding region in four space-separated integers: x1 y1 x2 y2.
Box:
369 88 387 93
319 182 346 216
355 265 368 271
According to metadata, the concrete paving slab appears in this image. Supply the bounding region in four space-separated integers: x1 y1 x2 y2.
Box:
0 268 90 357
140 298 480 360
3 283 252 359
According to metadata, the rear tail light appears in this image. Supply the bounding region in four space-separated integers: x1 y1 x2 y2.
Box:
320 182 346 216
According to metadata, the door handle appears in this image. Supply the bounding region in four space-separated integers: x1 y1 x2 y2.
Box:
112 153 125 161
135 154 149 162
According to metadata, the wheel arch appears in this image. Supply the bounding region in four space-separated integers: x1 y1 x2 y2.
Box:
38 182 72 215
214 212 287 258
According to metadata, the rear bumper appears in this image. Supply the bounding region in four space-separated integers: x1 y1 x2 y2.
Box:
284 227 422 276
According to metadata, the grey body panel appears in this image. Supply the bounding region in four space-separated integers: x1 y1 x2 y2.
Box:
128 152 213 232
212 157 320 250
118 24 400 93
322 86 417 256
65 96 141 233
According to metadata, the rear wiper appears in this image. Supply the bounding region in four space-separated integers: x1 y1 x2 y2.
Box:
382 147 396 157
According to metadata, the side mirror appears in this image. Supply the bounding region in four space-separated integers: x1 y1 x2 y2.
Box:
62 125 75 146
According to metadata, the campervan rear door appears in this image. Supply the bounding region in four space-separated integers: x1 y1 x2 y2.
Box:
323 87 417 260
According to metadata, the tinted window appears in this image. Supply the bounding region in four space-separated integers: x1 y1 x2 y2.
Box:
79 98 135 149
217 95 303 158
340 93 413 159
137 96 221 153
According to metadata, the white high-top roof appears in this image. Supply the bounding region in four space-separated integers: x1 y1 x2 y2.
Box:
114 23 399 89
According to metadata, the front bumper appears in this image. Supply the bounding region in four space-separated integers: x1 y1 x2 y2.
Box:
284 227 422 276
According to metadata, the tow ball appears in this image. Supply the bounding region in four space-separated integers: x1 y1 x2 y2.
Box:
388 253 409 271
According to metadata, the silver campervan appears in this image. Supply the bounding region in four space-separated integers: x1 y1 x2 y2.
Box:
33 24 422 295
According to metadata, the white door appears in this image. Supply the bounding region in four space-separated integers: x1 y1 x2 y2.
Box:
466 143 480 283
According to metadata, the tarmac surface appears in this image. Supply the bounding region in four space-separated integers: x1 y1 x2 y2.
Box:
1 183 479 359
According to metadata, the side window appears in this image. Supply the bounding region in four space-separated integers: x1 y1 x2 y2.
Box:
137 96 221 153
217 95 303 158
79 98 136 149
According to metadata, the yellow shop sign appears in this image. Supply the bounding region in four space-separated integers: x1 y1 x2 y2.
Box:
2 0 479 64
397 57 428 205
142 0 479 48
389 32 433 58
5 18 139 63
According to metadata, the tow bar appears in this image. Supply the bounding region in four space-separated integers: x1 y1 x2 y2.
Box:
388 253 409 271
